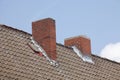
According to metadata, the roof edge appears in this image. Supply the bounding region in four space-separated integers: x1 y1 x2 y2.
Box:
57 43 120 65
0 24 31 36
92 54 120 65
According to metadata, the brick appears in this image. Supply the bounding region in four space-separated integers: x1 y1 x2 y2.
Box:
32 18 57 60
64 35 91 55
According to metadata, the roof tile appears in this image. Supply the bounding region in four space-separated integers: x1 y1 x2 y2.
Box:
0 25 120 80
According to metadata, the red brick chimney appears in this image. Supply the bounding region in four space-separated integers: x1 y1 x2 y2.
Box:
32 18 56 60
64 35 91 55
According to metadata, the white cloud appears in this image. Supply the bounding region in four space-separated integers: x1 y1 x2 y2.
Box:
100 42 120 63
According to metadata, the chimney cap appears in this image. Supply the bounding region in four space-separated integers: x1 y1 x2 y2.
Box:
65 35 90 41
32 18 55 23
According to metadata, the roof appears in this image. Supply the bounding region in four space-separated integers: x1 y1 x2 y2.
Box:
0 24 120 80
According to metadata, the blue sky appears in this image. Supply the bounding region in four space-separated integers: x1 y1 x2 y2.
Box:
0 0 120 56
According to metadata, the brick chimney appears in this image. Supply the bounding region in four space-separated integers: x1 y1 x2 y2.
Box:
32 18 56 60
64 35 91 55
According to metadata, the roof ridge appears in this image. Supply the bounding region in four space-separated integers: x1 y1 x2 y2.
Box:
92 54 120 65
0 24 31 36
57 43 120 65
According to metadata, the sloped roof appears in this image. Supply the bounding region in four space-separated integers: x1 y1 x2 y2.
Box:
0 24 120 80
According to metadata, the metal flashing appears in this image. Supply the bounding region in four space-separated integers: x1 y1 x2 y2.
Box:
72 46 94 64
28 37 59 67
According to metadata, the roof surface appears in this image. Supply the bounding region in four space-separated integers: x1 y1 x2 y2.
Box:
0 24 120 80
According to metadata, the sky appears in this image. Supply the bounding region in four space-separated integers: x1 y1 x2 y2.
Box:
0 0 120 62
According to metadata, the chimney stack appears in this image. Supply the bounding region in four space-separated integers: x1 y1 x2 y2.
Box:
64 35 91 55
32 18 56 60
